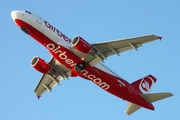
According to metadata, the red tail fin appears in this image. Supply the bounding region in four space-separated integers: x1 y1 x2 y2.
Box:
131 75 157 94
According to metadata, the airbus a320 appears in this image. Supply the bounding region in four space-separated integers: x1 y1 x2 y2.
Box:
11 10 173 115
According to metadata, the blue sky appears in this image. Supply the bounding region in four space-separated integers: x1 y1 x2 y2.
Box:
1 1 179 119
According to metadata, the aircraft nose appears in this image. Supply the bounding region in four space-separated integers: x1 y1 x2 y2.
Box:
11 10 23 21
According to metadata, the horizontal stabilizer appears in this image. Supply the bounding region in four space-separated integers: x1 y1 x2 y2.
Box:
125 92 173 115
140 92 173 103
125 103 141 115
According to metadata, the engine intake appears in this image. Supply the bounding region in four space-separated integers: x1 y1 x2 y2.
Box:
72 36 92 54
31 56 51 74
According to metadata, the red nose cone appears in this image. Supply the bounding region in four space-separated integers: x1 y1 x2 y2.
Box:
11 11 25 27
15 19 23 27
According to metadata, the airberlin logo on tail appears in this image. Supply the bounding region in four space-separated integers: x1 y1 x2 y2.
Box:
139 76 155 94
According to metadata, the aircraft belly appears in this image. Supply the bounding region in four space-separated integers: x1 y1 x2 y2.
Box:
79 64 129 98
79 65 152 109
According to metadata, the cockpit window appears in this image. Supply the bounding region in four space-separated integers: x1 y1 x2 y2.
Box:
25 11 31 14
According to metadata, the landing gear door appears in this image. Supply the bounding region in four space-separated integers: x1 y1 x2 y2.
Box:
37 15 42 24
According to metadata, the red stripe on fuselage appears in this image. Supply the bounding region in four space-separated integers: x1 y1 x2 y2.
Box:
83 66 154 110
14 19 154 110
15 19 82 68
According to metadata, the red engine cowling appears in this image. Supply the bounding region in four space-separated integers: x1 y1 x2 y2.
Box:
72 36 92 54
31 56 51 74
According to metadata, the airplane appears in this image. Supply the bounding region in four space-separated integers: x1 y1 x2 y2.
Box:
11 10 173 115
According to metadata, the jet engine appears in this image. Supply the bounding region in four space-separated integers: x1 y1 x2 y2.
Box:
31 56 51 74
71 36 93 54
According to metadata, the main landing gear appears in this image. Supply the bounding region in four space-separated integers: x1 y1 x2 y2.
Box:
74 61 86 72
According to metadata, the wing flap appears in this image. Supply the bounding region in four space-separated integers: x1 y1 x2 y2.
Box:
105 43 142 56
34 74 63 97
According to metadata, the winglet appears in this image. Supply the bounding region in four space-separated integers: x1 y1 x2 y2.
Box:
37 96 41 99
158 36 163 41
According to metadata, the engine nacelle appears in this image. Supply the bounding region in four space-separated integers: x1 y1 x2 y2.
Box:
72 36 92 54
31 56 51 74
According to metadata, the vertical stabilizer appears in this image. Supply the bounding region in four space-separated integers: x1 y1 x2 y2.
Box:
131 75 157 94
125 75 173 115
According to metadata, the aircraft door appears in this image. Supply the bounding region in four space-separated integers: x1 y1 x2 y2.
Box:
36 15 42 24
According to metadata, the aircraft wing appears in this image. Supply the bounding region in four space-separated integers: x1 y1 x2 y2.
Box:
91 34 162 57
34 57 71 98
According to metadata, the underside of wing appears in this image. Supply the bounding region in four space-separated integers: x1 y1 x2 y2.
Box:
69 35 161 67
34 74 63 98
34 57 71 98
92 34 162 57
